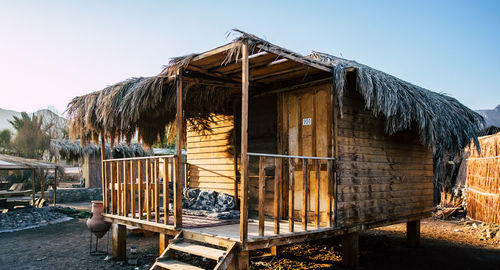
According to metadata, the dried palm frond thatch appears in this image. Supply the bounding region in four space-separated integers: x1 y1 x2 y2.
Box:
49 139 151 161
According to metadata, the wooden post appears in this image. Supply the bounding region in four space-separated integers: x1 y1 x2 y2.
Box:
112 223 127 261
130 160 135 219
174 70 183 229
327 159 333 227
110 162 115 214
163 157 169 225
123 160 129 216
154 158 159 223
53 167 57 207
274 158 281 235
100 134 106 211
40 170 45 200
117 161 122 216
407 220 421 247
331 84 338 227
288 158 295 232
159 233 170 255
342 232 359 268
31 169 36 205
237 250 250 270
146 159 151 221
138 160 143 220
240 41 249 245
302 159 308 230
258 156 265 236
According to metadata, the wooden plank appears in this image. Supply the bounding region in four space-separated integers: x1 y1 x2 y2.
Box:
146 159 151 221
302 159 309 231
117 161 123 216
130 160 135 219
169 242 227 261
258 156 265 236
154 158 160 223
274 158 281 235
123 160 129 216
110 162 116 214
288 158 295 232
315 160 320 228
327 159 333 227
138 160 143 220
240 42 249 244
175 71 183 229
31 169 35 206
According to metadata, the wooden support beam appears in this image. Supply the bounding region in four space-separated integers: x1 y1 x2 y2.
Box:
112 223 127 261
100 134 106 211
117 161 122 216
53 162 57 207
110 162 115 214
407 219 421 247
237 250 250 270
341 232 359 269
40 170 45 200
258 156 265 237
174 71 183 229
288 158 295 232
255 43 332 72
240 42 249 245
159 233 170 256
31 169 35 205
154 158 159 223
302 159 309 230
163 157 169 225
327 160 333 227
130 160 135 219
138 160 143 220
274 158 282 235
331 83 338 227
123 160 129 216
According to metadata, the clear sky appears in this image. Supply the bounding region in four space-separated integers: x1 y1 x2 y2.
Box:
0 0 498 115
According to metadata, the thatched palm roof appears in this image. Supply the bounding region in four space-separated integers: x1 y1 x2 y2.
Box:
66 30 483 155
49 139 150 162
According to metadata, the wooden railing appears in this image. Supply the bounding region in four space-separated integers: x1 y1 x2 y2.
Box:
102 155 177 225
246 153 336 238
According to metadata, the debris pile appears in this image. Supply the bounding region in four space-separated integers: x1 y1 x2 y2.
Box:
0 207 72 233
464 220 500 241
434 190 464 219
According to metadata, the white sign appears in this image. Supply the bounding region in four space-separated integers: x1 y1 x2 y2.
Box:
302 118 312 126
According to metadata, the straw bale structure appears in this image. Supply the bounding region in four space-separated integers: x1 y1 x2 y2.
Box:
466 132 500 224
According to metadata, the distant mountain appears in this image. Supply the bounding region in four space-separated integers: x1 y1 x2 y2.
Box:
0 107 66 137
476 104 500 127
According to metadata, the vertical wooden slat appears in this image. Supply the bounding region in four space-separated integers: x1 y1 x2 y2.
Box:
288 158 295 232
53 166 58 207
163 158 169 225
31 169 35 206
274 158 282 235
130 160 135 219
40 170 45 200
331 84 339 227
123 160 129 216
258 156 265 236
240 41 249 244
138 160 143 220
117 161 122 216
327 159 333 227
174 71 183 229
315 160 321 228
302 159 309 230
110 162 115 214
146 159 151 221
154 158 160 223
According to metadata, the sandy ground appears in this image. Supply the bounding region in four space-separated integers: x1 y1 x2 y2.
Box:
0 217 499 270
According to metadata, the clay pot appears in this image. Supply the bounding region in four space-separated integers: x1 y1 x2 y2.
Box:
86 201 111 238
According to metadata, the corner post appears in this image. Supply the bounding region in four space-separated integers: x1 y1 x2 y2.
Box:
240 41 249 245
100 133 106 212
407 219 420 247
174 70 183 229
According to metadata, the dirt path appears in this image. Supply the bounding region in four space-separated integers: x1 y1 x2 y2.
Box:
0 218 499 269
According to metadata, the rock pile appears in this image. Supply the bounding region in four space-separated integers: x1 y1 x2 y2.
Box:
465 220 500 241
0 207 71 233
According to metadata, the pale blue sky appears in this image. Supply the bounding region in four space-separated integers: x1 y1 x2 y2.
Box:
0 0 498 114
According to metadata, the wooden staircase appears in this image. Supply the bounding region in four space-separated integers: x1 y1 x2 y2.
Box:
151 231 237 270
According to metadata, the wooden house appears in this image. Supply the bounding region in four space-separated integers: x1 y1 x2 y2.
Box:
67 31 483 269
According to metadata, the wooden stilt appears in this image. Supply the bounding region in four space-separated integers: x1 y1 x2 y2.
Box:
407 219 421 247
237 250 250 270
112 223 127 261
159 233 170 255
40 170 45 200
240 41 249 245
342 232 359 269
174 70 183 229
271 246 282 257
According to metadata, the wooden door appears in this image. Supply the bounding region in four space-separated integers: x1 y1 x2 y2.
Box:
279 83 333 224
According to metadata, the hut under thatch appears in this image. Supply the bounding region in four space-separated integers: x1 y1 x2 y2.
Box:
49 139 151 188
65 30 484 268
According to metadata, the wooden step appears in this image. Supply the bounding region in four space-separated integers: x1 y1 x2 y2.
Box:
169 241 226 261
155 259 204 270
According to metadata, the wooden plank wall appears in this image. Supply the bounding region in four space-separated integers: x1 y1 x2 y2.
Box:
186 115 236 196
83 154 102 188
336 72 434 227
